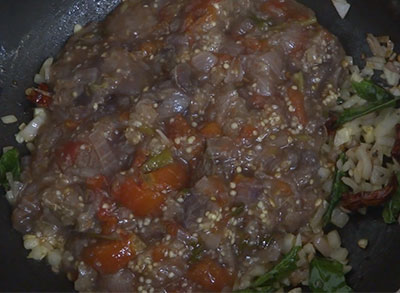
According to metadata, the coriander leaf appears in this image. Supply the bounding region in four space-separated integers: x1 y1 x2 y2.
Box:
249 14 268 29
383 173 400 224
335 97 399 127
323 153 349 226
0 148 21 189
309 257 352 293
250 246 301 289
352 80 394 102
141 149 174 173
330 80 399 129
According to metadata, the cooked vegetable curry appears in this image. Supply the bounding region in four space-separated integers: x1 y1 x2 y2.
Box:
10 0 351 291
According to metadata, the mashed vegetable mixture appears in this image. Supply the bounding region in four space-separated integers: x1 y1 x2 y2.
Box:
2 0 400 292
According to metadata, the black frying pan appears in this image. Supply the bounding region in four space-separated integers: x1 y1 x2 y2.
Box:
1 0 400 291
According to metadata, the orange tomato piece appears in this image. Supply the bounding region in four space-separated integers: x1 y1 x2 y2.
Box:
145 162 189 192
273 179 292 196
187 257 234 291
182 0 220 33
86 175 109 191
55 141 84 168
164 220 181 237
140 40 164 57
239 124 258 139
119 111 130 122
64 119 80 130
151 244 168 262
260 0 311 21
287 87 308 126
82 237 135 274
200 122 222 138
166 115 192 139
112 177 165 217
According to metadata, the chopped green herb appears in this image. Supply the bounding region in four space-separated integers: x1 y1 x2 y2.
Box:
231 203 245 217
309 257 352 293
0 148 21 189
236 246 301 292
141 149 174 173
352 80 394 102
138 125 155 136
189 242 205 263
332 80 399 129
323 153 349 227
293 72 304 93
249 14 269 29
383 173 400 224
334 98 399 128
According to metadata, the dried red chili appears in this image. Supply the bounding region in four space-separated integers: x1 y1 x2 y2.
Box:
325 113 338 136
26 83 52 107
342 175 398 210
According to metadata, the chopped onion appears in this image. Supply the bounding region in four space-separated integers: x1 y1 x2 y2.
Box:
191 52 218 73
331 0 351 19
201 232 222 250
331 207 350 228
157 89 190 120
5 172 24 205
384 62 400 86
334 127 352 147
282 233 295 253
366 34 386 57
313 235 332 257
1 115 17 124
15 109 47 143
327 230 341 249
2 146 13 153
330 247 348 263
34 57 53 84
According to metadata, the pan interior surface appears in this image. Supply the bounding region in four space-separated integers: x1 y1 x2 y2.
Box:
0 0 400 291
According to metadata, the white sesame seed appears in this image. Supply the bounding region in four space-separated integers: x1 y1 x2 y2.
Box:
236 166 242 173
168 272 175 278
231 122 239 130
229 182 236 189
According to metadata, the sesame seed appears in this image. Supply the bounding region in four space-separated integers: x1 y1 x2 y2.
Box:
229 182 236 189
236 166 242 173
231 122 239 129
188 136 196 144
229 190 237 196
223 63 230 69
168 272 175 278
